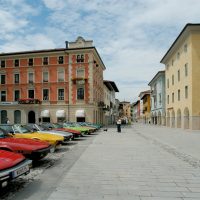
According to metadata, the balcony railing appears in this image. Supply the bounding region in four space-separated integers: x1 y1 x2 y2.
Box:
18 98 41 104
98 101 105 107
71 77 87 84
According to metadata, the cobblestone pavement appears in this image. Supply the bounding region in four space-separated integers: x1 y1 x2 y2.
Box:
46 124 200 200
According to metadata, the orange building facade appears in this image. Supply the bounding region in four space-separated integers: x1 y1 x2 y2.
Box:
0 37 105 124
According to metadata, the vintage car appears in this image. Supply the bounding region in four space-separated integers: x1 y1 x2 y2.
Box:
73 123 96 133
0 150 32 188
62 122 90 135
0 128 51 160
78 122 102 129
41 123 82 138
26 124 73 144
0 124 64 151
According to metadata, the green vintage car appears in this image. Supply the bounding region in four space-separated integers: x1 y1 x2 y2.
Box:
77 122 101 130
62 122 90 135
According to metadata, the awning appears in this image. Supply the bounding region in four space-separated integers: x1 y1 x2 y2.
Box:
56 110 66 118
75 110 85 117
41 110 50 117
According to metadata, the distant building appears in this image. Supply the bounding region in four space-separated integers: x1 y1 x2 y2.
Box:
119 101 131 123
130 103 134 121
103 80 119 125
161 23 200 129
132 100 140 122
114 99 120 121
148 71 165 125
139 90 151 124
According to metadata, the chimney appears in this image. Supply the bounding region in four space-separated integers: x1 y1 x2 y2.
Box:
65 41 68 49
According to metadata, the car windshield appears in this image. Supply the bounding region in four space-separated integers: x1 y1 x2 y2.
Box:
36 125 46 131
13 125 31 133
53 123 63 128
63 123 73 127
40 123 52 129
0 129 5 138
0 125 13 133
74 123 81 127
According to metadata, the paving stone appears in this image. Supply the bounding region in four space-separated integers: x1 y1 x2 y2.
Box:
23 124 200 200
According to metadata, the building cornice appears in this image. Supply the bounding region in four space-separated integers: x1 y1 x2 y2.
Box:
148 70 165 86
0 46 106 70
160 23 200 64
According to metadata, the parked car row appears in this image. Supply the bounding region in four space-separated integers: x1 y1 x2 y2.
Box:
0 122 101 188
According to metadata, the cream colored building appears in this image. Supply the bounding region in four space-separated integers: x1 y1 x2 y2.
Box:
103 81 119 125
161 23 200 129
139 90 151 124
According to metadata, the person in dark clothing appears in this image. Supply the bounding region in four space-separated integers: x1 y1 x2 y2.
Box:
117 118 121 132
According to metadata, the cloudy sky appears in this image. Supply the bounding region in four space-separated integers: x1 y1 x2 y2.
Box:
0 0 200 102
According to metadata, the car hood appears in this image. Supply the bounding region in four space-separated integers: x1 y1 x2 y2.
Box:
0 150 25 171
64 126 89 131
54 128 81 134
81 126 96 130
0 137 50 151
36 131 72 137
14 132 64 141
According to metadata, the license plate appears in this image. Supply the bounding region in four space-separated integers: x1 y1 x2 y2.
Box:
12 165 29 178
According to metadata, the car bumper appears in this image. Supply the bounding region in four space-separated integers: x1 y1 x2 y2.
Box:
28 146 51 160
0 159 32 188
61 135 73 144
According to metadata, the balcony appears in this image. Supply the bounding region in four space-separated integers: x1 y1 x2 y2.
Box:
98 101 105 107
71 77 87 84
18 98 41 104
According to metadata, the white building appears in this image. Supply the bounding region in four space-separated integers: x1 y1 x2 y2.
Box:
103 81 119 125
148 71 166 125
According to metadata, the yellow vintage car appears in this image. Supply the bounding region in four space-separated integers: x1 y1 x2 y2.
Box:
0 124 64 150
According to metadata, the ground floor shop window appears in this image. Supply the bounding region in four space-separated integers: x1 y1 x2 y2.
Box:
42 117 50 122
14 110 21 123
77 117 85 122
57 117 65 123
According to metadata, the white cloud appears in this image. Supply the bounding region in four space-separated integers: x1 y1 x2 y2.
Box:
0 10 28 33
0 34 55 52
1 0 200 102
42 0 67 10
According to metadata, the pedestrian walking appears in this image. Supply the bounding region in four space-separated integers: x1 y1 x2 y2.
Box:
117 118 121 132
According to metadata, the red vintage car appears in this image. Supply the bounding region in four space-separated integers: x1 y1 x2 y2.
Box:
41 123 82 139
0 150 32 188
0 128 51 160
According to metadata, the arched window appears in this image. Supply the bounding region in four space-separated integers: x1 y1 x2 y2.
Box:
77 88 84 100
1 110 7 124
14 110 21 124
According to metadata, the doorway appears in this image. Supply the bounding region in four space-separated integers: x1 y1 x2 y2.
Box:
77 117 85 122
28 111 36 123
